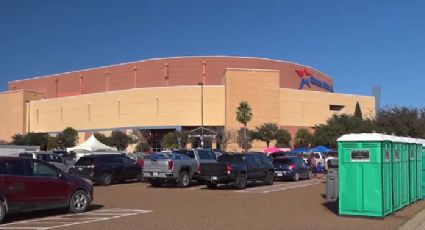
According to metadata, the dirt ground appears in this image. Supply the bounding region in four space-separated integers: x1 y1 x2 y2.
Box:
3 178 425 230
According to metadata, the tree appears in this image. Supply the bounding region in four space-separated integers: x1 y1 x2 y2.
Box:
216 127 235 151
94 133 111 145
11 134 26 145
160 132 179 149
354 102 363 120
47 136 59 150
175 130 190 149
236 101 253 152
0 140 8 145
56 127 79 149
295 128 313 148
275 129 291 148
376 106 422 137
236 128 252 151
252 123 279 147
135 142 152 152
109 131 133 151
312 114 380 149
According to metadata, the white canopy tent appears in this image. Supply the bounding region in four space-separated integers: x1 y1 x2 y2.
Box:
67 135 117 152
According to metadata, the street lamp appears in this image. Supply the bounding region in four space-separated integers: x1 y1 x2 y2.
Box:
198 82 204 148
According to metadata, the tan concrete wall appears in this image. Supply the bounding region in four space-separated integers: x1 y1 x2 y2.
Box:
29 86 225 133
280 88 375 127
223 68 281 151
0 90 44 141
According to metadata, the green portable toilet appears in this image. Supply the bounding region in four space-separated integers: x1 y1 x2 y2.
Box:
400 137 410 207
408 137 417 203
338 133 393 217
391 136 402 211
416 139 423 201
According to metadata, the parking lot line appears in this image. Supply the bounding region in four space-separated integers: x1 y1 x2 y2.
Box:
235 179 323 194
0 208 152 230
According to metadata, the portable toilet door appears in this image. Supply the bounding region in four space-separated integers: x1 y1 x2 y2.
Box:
417 139 423 201
337 133 393 217
421 139 425 199
391 136 402 211
401 137 410 207
408 138 417 203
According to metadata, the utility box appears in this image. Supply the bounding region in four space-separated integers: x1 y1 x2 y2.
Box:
326 170 339 201
401 137 410 207
337 133 393 217
408 138 417 203
391 136 402 211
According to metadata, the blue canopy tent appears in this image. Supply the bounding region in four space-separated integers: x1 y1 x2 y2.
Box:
292 148 309 153
308 145 336 153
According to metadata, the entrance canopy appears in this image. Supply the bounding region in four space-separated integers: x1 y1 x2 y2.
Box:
67 135 117 152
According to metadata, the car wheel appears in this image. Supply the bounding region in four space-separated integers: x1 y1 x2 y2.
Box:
235 173 247 189
100 172 112 186
69 190 90 213
293 172 300 182
149 179 163 187
206 181 217 189
264 171 274 186
307 171 312 180
0 200 6 224
178 171 191 188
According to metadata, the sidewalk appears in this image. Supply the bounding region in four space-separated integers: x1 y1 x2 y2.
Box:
399 206 425 230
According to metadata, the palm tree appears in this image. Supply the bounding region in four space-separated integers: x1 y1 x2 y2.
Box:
236 101 253 152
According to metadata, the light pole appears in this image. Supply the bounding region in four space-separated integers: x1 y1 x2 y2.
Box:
198 82 204 148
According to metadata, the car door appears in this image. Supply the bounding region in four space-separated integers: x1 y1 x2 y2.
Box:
109 155 126 180
27 159 69 208
0 159 41 213
244 155 259 179
122 156 140 179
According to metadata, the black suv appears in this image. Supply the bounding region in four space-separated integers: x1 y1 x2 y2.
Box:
199 153 274 189
69 154 142 186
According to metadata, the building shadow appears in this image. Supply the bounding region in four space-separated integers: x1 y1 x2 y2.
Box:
3 204 104 224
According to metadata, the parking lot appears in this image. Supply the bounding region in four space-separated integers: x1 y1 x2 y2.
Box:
2 178 425 230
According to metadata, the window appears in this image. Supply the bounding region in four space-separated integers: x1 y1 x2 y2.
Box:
197 150 216 160
174 150 195 159
19 153 34 159
29 160 58 177
122 156 135 165
3 160 27 176
329 105 345 111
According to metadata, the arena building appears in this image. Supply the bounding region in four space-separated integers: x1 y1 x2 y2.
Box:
0 56 375 151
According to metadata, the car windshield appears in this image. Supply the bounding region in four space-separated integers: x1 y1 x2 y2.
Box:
273 158 297 164
218 154 242 163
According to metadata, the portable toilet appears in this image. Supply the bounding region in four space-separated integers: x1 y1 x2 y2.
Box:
416 138 423 201
337 133 393 217
391 135 402 211
400 137 410 207
408 137 417 203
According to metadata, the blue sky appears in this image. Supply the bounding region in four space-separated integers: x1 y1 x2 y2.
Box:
1 0 424 107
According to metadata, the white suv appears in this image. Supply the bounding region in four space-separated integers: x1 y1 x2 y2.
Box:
19 151 72 172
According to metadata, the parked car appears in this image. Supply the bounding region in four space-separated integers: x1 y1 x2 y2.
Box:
199 152 275 189
143 149 217 187
0 157 93 223
68 154 143 186
273 156 312 181
19 151 73 173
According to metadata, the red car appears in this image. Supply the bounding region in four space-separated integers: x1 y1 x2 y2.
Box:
0 157 93 223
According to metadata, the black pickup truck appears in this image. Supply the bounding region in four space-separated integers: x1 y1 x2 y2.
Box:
199 153 274 189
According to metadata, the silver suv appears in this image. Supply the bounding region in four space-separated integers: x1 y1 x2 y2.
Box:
19 151 72 172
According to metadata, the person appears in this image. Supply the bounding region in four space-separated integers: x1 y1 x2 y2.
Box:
307 154 317 177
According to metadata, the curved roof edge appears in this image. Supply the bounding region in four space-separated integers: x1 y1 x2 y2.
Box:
9 55 332 84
